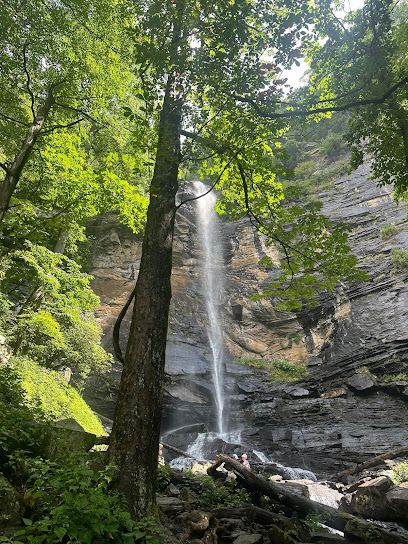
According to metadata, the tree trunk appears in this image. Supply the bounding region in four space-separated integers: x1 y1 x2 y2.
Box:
108 73 182 519
0 91 56 224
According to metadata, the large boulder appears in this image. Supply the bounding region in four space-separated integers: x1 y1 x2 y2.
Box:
34 418 96 458
386 485 408 521
0 475 26 535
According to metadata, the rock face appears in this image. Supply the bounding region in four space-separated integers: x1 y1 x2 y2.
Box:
86 161 408 478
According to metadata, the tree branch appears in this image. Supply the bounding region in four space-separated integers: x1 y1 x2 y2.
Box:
231 76 408 119
54 101 107 127
39 118 84 135
23 41 36 120
0 111 29 126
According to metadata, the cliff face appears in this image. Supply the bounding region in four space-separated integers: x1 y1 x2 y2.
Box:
86 161 408 477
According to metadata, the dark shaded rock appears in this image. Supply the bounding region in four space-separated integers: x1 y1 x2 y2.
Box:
34 419 96 458
283 385 310 398
311 533 350 543
386 486 408 520
0 475 26 530
347 373 376 392
347 476 394 519
233 534 262 544
157 496 187 515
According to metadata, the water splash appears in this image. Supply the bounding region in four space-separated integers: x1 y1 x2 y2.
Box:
194 181 226 433
253 450 317 481
169 431 242 470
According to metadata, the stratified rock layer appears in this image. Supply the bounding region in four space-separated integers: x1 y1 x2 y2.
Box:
86 161 408 477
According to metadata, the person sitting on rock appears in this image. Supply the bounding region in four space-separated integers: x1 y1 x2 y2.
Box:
158 443 165 466
232 454 239 461
241 453 250 468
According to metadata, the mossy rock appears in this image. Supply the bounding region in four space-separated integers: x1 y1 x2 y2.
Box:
0 475 26 531
32 418 96 459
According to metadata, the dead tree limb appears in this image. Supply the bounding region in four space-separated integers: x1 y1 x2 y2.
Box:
162 441 193 459
208 455 408 542
207 455 350 532
331 445 408 481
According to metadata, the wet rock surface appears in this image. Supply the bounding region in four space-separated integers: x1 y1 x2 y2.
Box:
86 162 408 478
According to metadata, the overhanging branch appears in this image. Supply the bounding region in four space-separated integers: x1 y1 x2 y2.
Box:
232 76 408 119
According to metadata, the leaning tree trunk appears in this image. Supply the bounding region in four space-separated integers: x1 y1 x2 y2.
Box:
0 87 57 224
108 73 182 519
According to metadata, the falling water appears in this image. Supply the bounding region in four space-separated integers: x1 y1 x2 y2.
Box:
194 181 226 434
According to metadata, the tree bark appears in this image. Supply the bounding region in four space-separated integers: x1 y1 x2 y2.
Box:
0 88 57 224
108 73 182 519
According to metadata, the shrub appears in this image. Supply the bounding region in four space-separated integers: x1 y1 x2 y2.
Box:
381 225 399 240
234 357 308 382
382 373 408 383
320 133 347 158
187 474 251 508
3 452 167 544
390 462 408 485
391 247 408 272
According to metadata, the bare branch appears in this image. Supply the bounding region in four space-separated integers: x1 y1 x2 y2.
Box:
23 41 35 119
231 76 408 119
0 111 29 126
39 118 84 135
54 101 107 127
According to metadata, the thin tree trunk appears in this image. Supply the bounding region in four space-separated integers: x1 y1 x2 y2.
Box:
0 88 56 224
108 73 182 518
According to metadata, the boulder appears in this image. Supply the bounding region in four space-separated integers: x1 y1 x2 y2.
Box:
346 476 395 519
34 418 96 458
0 475 26 531
347 373 376 393
386 485 408 520
157 496 189 515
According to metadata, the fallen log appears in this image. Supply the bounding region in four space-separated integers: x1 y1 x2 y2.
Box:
162 441 194 459
208 455 349 532
331 445 408 481
207 454 408 542
345 517 408 543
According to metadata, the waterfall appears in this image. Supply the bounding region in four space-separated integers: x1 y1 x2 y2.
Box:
194 181 226 434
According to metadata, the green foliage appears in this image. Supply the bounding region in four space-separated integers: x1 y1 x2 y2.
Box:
3 453 166 544
308 0 408 201
382 373 408 382
11 356 105 435
234 357 308 382
304 513 329 533
187 474 251 508
381 225 400 240
1 242 112 377
156 464 171 493
391 247 408 272
0 366 43 460
390 462 408 485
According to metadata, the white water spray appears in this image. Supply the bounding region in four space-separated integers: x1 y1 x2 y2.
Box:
194 181 226 433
